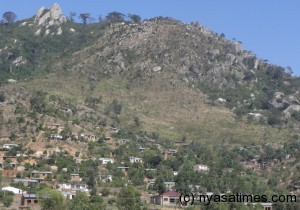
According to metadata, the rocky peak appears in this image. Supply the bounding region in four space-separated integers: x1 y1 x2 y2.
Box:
34 2 66 36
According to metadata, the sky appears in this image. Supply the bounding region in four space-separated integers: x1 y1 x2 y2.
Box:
0 0 299 76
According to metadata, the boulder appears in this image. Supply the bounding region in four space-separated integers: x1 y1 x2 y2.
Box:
38 11 50 26
12 56 26 66
274 92 284 99
283 105 300 118
215 98 226 105
153 66 162 72
248 112 265 122
283 95 300 105
34 6 46 23
20 22 27 26
50 3 63 20
34 3 66 35
8 79 17 84
45 29 50 36
57 27 62 35
34 29 42 36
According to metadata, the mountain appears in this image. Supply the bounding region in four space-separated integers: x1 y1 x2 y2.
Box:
0 3 299 209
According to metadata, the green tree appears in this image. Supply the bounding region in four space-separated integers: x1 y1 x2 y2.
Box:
79 13 90 25
0 190 14 207
88 195 106 210
154 176 165 194
38 188 65 210
67 192 89 210
106 12 125 23
117 186 141 210
30 91 48 113
112 99 122 115
2 11 17 25
84 168 98 196
128 14 141 22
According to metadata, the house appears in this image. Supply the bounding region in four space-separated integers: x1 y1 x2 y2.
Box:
2 186 26 195
98 157 114 165
85 133 97 142
75 158 83 164
163 149 177 159
2 156 18 162
150 191 184 207
105 136 112 141
50 134 63 139
13 179 38 187
3 143 19 150
117 166 129 172
57 183 89 192
0 161 18 169
45 123 64 132
166 149 177 154
261 202 273 210
129 157 143 163
35 150 45 158
164 181 176 190
30 171 52 179
60 191 75 200
174 141 188 147
139 147 146 152
2 169 18 177
21 194 39 207
70 173 82 182
31 177 45 183
292 185 300 192
193 164 210 172
99 174 113 182
47 148 63 156
120 139 130 144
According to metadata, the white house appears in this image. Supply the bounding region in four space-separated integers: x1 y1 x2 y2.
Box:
60 191 75 200
57 183 89 192
2 186 26 195
99 174 113 182
98 158 114 165
129 157 143 163
3 144 19 150
50 134 63 139
193 164 210 172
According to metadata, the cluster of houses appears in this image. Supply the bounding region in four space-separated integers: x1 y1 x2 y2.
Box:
0 122 284 210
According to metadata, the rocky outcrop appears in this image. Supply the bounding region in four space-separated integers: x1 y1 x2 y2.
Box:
283 105 300 118
248 113 266 123
34 3 66 36
12 56 26 67
8 79 17 84
270 93 300 110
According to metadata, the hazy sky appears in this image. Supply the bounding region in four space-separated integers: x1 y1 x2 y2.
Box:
1 0 299 76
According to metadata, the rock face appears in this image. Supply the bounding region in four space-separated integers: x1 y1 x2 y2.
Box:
12 56 26 67
34 3 66 36
248 113 266 123
283 105 300 118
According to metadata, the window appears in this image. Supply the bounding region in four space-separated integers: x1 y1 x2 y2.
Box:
164 198 168 201
170 198 175 203
34 200 38 203
27 200 31 203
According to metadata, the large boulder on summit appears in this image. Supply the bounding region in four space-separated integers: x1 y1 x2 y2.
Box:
34 2 66 36
50 3 63 20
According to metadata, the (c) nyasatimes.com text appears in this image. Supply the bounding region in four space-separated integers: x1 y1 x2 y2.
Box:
179 193 297 206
